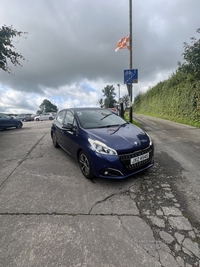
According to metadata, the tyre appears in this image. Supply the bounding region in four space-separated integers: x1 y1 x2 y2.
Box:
78 150 94 179
23 118 27 122
16 122 22 129
49 117 53 120
52 131 59 148
36 118 39 121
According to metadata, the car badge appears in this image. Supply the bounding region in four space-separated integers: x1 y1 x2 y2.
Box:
134 141 138 146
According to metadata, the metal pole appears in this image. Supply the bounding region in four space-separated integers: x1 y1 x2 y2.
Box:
129 0 133 123
117 83 120 115
117 84 120 102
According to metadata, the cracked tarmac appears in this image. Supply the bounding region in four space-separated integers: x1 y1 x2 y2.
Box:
0 122 200 267
88 161 200 267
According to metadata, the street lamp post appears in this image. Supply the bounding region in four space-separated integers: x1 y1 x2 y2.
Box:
117 83 120 115
129 0 133 123
117 84 120 102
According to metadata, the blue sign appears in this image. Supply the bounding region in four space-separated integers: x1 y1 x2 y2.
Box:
124 69 138 84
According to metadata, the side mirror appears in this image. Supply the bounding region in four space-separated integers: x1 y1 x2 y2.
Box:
62 123 73 130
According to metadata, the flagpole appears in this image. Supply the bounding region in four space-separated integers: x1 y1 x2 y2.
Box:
129 0 133 123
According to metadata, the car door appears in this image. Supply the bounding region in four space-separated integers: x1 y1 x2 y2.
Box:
60 111 79 157
44 114 50 120
0 114 6 128
0 114 14 128
53 110 66 144
40 114 46 120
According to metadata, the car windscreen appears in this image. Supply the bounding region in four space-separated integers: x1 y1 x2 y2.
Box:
75 109 126 129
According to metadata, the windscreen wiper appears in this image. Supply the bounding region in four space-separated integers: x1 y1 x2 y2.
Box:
98 124 118 128
110 122 129 135
100 114 113 121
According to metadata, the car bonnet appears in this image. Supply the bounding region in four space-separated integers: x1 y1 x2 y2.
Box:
85 123 150 151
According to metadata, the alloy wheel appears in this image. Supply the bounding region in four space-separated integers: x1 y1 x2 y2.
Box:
78 151 94 179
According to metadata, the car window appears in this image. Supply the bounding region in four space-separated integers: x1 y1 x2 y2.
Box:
0 114 10 119
64 111 74 125
57 110 66 123
76 109 126 129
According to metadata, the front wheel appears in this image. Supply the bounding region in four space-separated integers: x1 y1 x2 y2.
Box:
78 150 94 179
52 131 59 148
16 122 22 129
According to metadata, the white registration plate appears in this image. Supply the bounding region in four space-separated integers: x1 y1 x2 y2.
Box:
130 152 149 164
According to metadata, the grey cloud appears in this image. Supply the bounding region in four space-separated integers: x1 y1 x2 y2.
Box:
0 0 200 97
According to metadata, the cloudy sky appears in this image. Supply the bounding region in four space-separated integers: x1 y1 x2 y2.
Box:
0 0 200 114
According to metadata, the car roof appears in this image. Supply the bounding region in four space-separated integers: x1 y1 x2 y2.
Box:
59 107 109 112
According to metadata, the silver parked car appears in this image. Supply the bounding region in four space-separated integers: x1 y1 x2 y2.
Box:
34 113 55 121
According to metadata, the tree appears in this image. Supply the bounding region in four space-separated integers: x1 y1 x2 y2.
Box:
99 85 117 108
99 98 104 108
37 99 58 114
120 94 130 110
178 28 200 80
0 25 27 73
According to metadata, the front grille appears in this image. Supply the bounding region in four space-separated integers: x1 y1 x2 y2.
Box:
119 146 153 170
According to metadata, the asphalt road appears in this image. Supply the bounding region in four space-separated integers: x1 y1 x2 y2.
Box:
0 119 199 267
133 114 200 224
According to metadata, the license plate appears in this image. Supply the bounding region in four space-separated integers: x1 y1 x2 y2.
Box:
130 152 149 164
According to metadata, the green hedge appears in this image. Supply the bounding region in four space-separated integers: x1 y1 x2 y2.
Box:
133 71 200 127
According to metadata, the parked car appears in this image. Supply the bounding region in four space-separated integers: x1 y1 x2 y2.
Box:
0 113 23 130
51 108 154 179
30 114 38 121
34 113 55 121
15 114 32 122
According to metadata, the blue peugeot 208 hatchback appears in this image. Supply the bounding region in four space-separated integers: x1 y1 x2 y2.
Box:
51 108 154 179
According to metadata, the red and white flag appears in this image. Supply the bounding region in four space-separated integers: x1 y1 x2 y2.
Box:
115 35 130 52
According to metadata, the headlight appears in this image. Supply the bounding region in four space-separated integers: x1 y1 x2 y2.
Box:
146 133 152 146
88 138 117 155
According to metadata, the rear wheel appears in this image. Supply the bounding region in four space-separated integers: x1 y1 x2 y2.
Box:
36 118 39 121
16 122 22 129
78 150 94 179
52 131 59 148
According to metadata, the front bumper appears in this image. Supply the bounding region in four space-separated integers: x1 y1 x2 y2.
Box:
90 144 154 179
